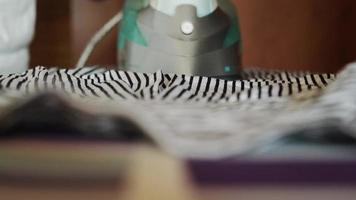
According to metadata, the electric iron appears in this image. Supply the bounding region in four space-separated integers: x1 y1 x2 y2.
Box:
119 0 241 78
77 0 242 79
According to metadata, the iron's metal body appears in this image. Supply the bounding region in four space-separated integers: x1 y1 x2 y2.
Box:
119 0 241 78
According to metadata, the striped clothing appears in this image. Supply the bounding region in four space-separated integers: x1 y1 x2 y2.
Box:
0 65 355 159
0 66 334 102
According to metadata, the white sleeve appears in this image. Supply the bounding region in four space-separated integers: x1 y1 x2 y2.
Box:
0 0 36 74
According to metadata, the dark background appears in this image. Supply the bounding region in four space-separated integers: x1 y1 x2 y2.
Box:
30 0 356 73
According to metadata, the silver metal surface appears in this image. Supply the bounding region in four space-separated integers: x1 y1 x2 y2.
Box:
120 5 241 78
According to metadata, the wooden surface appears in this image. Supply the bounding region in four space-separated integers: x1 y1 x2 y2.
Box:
30 0 122 68
30 0 356 72
1 141 356 200
235 0 356 73
0 143 195 200
71 0 122 67
30 0 72 68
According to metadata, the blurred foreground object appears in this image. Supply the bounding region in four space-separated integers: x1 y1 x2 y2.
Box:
0 0 36 74
0 143 195 200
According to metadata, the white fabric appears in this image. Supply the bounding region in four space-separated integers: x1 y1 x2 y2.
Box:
0 63 347 159
0 0 36 74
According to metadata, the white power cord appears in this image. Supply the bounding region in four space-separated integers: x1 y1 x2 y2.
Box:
75 11 123 69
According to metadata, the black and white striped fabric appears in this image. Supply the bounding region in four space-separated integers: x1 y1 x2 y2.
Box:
0 66 335 103
0 64 355 159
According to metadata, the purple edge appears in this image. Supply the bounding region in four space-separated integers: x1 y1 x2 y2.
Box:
187 160 356 186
